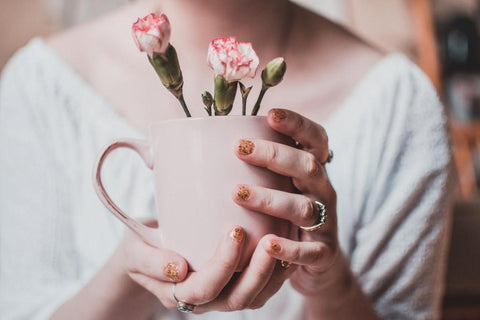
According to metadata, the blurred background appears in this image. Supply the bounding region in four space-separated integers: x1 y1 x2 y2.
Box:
1 0 479 318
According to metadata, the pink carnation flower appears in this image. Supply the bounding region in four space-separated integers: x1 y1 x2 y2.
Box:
132 13 171 57
207 37 259 82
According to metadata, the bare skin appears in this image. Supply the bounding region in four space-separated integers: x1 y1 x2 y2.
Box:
49 0 383 319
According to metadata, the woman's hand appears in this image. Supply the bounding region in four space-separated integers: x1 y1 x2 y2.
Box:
52 219 251 319
114 108 341 315
116 220 248 310
235 108 340 293
114 109 375 318
193 108 344 314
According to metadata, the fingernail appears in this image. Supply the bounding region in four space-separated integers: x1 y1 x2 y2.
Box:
229 226 245 244
238 139 255 155
270 241 281 253
236 185 251 201
164 262 180 281
271 109 287 123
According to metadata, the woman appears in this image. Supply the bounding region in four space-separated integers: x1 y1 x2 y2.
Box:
0 0 453 319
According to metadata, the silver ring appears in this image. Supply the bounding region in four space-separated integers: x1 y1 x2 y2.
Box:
300 200 327 232
172 283 195 313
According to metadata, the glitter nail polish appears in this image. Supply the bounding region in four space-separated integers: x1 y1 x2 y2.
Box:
164 262 179 281
236 185 251 201
238 139 255 155
229 226 245 243
270 242 281 253
272 109 287 122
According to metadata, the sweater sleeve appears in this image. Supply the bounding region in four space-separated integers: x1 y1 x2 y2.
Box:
0 45 84 319
346 58 454 319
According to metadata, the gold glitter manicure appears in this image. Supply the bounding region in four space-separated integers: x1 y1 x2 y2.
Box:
229 226 245 243
238 139 255 155
164 262 179 281
270 242 281 253
236 185 251 201
272 109 287 122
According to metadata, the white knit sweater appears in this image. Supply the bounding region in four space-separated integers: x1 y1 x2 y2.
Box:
0 39 453 320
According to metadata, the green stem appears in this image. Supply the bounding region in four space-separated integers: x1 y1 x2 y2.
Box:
178 95 192 118
251 85 268 116
242 96 247 116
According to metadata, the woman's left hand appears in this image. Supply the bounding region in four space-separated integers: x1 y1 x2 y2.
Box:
194 108 342 313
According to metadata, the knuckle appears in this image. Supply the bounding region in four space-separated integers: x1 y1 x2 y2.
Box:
193 286 218 303
266 143 279 163
202 289 219 302
309 243 327 264
305 153 320 177
291 246 301 262
328 186 337 203
293 179 307 193
299 198 315 224
227 297 249 311
319 126 328 141
260 190 274 212
295 115 306 133
250 301 266 310
254 266 273 280
218 258 237 273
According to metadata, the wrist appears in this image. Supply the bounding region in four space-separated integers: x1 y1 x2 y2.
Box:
304 253 379 320
304 253 355 312
52 243 157 319
109 245 149 294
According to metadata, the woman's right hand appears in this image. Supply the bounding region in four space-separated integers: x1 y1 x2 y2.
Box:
115 220 247 310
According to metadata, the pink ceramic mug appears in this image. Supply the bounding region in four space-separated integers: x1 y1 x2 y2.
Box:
93 116 293 271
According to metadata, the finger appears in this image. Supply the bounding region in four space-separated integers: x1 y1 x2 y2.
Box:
233 184 319 228
125 236 188 283
195 236 277 312
236 138 325 181
173 226 245 305
267 108 329 163
249 259 297 309
263 235 336 273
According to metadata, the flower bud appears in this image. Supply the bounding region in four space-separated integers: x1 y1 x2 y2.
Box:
214 76 238 116
133 13 191 117
261 57 286 87
132 13 171 57
202 91 213 108
148 44 184 99
202 91 213 115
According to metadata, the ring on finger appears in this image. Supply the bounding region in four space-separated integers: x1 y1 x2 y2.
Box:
299 200 327 232
173 283 196 313
280 260 291 269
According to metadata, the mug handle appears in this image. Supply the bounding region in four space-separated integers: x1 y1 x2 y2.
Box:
93 139 162 248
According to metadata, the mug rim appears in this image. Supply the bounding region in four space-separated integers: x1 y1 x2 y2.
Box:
148 115 268 128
